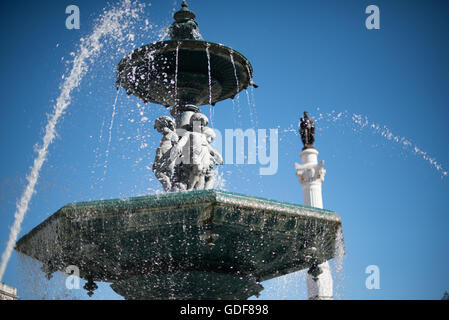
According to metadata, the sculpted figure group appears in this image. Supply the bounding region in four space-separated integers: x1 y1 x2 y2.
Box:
153 112 223 192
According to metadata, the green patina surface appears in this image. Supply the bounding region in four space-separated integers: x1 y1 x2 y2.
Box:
117 1 255 107
16 190 342 300
117 40 254 106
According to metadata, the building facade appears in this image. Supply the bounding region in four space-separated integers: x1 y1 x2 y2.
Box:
0 283 18 300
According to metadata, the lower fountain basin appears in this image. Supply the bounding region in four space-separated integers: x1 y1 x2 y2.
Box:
15 190 342 300
116 40 254 106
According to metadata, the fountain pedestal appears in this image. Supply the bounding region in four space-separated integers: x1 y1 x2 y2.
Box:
295 148 334 300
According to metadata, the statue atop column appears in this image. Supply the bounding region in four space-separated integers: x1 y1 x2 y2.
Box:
299 111 315 150
295 111 325 198
295 111 333 300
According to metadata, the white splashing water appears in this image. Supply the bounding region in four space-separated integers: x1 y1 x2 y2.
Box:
103 90 121 175
229 51 239 94
245 64 258 128
213 167 227 190
206 44 212 106
313 110 449 178
0 0 144 281
174 43 179 105
332 226 345 299
245 90 251 109
266 270 307 300
206 44 214 127
249 85 257 120
230 51 242 123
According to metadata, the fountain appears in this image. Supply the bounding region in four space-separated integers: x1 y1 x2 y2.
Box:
15 2 343 300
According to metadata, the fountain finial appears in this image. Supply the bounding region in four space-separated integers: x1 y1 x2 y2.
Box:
169 0 202 40
174 1 195 21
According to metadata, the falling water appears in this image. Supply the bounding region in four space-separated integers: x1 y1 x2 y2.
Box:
245 90 251 110
314 110 448 178
245 64 258 128
174 43 179 106
206 45 213 106
209 105 215 129
230 51 242 124
0 0 144 282
244 88 254 127
206 44 214 127
332 226 345 299
249 85 257 122
103 90 121 176
230 51 240 93
213 166 226 190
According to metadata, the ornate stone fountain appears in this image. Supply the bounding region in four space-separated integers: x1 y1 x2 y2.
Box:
117 0 257 192
15 2 343 300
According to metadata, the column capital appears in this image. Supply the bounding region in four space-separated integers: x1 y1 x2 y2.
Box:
295 160 326 185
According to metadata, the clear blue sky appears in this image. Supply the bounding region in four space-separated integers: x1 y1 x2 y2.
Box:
1 0 448 300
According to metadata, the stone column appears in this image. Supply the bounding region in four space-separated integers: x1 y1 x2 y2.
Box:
295 148 333 300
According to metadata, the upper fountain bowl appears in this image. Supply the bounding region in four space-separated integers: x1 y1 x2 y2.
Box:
117 40 254 107
116 1 256 107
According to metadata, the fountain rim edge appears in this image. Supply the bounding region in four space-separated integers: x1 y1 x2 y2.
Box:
117 39 255 77
15 189 341 253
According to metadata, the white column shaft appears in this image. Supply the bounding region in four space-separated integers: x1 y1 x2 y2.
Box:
302 183 323 209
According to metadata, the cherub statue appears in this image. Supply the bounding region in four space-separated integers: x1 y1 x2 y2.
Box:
153 116 178 191
203 127 223 190
170 113 222 190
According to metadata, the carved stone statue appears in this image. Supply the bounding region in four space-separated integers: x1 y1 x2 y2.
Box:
170 113 223 191
203 127 223 190
299 111 315 150
153 116 178 191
